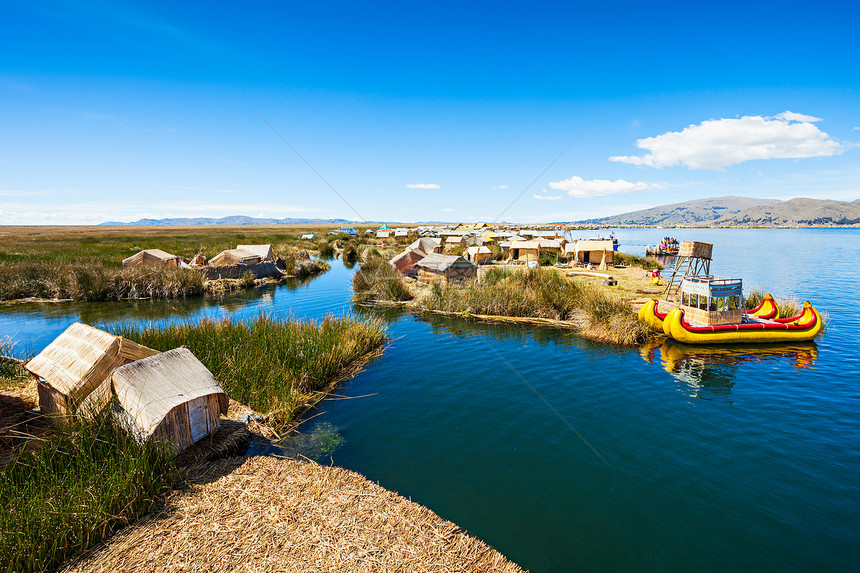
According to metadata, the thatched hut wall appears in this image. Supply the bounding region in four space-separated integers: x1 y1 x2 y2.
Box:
122 249 181 269
236 244 274 262
210 249 262 266
111 348 228 453
195 261 284 281
25 323 158 422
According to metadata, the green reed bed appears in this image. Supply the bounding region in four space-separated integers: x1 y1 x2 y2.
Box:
352 257 414 303
0 413 176 573
0 263 205 302
613 251 663 271
112 315 386 424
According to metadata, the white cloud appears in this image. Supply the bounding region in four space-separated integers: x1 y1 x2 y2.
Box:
406 183 440 189
854 126 860 131
533 194 562 201
547 176 661 198
609 111 844 170
442 208 453 212
493 185 509 189
776 111 822 123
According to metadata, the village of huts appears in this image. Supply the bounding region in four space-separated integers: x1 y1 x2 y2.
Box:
25 322 227 454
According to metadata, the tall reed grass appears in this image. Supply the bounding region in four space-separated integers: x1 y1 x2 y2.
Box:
0 263 204 301
423 268 652 344
112 315 386 423
614 251 663 270
0 413 176 573
352 257 413 303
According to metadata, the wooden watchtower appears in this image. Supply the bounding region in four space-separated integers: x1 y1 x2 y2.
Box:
664 241 713 300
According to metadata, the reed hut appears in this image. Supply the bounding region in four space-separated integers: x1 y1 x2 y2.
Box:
413 253 477 286
209 248 262 266
394 228 409 239
508 240 541 265
25 323 159 421
111 348 228 453
537 239 562 254
236 244 274 262
572 239 614 268
389 249 426 277
445 235 467 249
122 249 181 269
407 237 442 255
465 245 492 265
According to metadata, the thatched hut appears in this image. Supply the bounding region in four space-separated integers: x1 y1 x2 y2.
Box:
413 253 477 286
407 237 442 255
25 323 159 422
209 248 262 266
572 239 614 268
445 235 467 249
390 249 426 277
236 244 274 262
465 246 492 265
376 230 391 239
508 240 541 265
122 249 181 269
394 228 409 239
111 348 228 453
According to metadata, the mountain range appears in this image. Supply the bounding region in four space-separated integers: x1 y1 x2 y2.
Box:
578 196 860 227
100 216 355 226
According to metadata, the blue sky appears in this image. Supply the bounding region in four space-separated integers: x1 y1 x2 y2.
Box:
2 0 858 224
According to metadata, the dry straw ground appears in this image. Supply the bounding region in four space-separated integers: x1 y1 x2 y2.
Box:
63 456 525 573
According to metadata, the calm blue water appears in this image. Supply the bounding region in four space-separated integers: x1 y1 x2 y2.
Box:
1 229 858 572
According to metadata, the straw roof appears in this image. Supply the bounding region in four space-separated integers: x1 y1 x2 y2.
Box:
407 237 442 255
509 240 541 250
25 323 158 404
466 246 491 256
414 253 476 272
112 348 227 439
236 244 273 261
62 456 525 573
121 249 180 269
575 239 614 251
209 248 262 266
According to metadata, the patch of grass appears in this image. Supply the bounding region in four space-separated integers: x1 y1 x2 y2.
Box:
422 268 652 345
352 258 414 303
0 413 176 573
746 289 802 318
0 263 205 301
112 315 386 424
614 251 663 271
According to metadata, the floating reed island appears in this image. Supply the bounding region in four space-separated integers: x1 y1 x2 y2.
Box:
0 314 388 572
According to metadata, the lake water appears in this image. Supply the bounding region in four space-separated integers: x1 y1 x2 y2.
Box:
2 229 858 572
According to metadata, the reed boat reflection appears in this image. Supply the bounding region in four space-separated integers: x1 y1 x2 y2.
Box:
641 339 818 402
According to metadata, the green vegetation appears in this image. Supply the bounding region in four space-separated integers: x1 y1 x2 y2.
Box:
0 339 28 390
352 257 414 303
614 251 663 271
0 263 205 301
0 413 176 573
113 315 386 424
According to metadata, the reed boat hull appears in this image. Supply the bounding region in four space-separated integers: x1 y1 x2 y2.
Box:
638 298 669 332
749 293 778 319
663 302 822 345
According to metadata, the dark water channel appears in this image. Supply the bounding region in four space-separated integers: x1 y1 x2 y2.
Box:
1 229 858 572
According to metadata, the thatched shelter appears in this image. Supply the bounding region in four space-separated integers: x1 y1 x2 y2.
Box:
236 244 274 262
25 323 159 421
508 240 541 265
445 235 467 248
414 253 477 286
572 239 614 268
122 249 181 269
389 249 426 278
209 248 262 266
376 229 391 239
407 237 442 255
394 228 409 238
111 348 228 453
466 245 492 265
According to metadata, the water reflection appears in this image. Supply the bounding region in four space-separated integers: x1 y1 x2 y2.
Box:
642 339 819 402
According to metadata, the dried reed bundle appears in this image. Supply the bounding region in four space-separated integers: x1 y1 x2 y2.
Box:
63 456 526 573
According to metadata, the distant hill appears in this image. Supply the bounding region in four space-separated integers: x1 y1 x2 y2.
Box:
100 216 355 226
714 198 860 226
579 196 779 226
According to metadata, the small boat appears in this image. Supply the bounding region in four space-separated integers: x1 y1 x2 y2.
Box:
662 302 823 344
646 237 680 256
